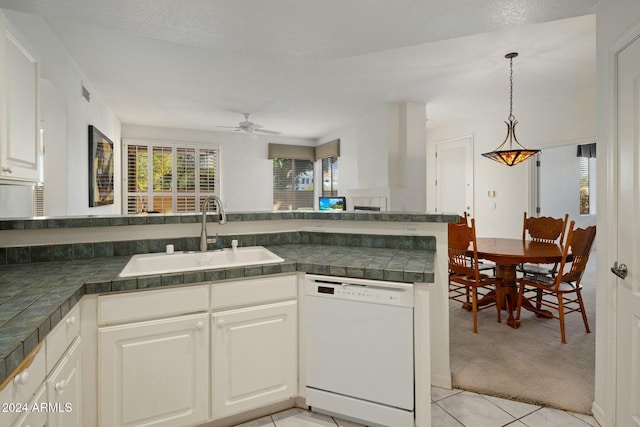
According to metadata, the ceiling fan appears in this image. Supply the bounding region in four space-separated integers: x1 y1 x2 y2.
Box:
215 113 281 135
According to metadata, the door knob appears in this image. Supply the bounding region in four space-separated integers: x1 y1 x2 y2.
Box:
611 262 628 279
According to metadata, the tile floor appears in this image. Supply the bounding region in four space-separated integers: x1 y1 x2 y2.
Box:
235 387 601 427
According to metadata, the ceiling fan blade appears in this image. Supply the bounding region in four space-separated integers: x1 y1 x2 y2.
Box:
254 128 281 135
213 125 240 130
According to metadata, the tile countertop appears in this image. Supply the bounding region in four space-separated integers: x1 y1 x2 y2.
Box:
0 244 435 384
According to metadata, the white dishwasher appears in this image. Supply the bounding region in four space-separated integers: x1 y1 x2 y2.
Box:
305 274 415 427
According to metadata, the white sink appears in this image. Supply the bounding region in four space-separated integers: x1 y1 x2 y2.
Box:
119 246 284 278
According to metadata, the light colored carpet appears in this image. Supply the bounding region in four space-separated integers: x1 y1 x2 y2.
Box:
449 257 596 415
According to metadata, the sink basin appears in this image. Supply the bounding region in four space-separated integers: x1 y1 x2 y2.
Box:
119 246 284 278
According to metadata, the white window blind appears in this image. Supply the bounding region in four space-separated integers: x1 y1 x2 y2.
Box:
125 140 219 214
321 156 338 197
273 158 314 210
32 184 44 216
579 157 590 215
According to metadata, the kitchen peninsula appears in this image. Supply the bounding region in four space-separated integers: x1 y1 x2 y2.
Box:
0 211 454 427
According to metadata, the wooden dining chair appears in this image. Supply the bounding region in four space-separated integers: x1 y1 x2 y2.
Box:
458 212 496 274
517 212 569 277
515 221 596 343
448 218 502 333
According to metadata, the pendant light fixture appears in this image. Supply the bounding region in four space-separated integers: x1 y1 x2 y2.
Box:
482 52 540 166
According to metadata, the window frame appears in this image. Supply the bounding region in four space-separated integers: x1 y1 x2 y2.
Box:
123 139 220 214
272 157 315 211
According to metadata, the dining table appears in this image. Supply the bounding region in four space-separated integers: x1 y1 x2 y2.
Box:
470 237 564 328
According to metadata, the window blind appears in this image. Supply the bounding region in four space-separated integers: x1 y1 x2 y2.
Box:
273 158 314 210
125 140 219 214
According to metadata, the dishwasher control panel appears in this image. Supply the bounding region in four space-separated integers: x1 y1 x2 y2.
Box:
306 275 413 307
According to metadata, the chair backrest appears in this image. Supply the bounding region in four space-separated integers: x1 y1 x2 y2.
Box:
553 221 597 289
522 212 569 244
448 218 480 280
458 211 468 225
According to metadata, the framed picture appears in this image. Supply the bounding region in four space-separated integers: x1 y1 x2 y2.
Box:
88 125 115 206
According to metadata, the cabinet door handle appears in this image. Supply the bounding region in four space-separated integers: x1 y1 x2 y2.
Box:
1 166 12 173
66 316 76 326
196 321 204 330
217 319 225 328
13 371 29 386
54 380 66 392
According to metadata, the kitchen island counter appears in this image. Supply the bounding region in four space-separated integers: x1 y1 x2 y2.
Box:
0 243 435 384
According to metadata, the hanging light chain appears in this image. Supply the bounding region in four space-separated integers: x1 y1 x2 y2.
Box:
507 52 516 121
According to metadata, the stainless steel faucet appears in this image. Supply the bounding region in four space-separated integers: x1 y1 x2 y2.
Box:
200 195 226 251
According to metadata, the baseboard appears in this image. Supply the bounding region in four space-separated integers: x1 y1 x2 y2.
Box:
591 401 606 427
432 373 452 389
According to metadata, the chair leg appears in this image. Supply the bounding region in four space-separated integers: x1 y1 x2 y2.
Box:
515 282 526 322
495 285 502 324
535 289 543 311
576 289 591 333
557 294 566 344
472 287 478 333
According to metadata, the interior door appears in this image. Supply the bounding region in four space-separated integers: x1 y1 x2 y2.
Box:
435 136 473 216
616 34 640 427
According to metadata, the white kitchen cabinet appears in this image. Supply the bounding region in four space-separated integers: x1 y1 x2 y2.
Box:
0 342 46 427
46 337 82 427
12 384 46 427
98 312 209 427
0 10 39 183
212 300 298 420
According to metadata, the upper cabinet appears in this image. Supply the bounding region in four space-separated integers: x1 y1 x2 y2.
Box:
0 11 39 183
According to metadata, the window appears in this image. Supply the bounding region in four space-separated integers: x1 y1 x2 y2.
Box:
321 156 339 196
579 157 595 215
272 158 314 210
577 143 596 216
125 140 219 214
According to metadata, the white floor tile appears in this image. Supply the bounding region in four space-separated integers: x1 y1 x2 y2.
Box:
436 391 516 427
431 402 464 427
504 421 528 426
483 395 540 419
569 411 600 427
235 416 275 427
333 416 366 426
520 407 595 427
272 408 337 427
431 386 463 402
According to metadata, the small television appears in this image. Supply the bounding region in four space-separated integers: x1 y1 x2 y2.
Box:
319 196 346 211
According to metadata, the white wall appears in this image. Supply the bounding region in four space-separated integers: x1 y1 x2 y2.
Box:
538 144 596 229
594 1 640 426
3 9 122 216
122 124 315 212
0 185 32 216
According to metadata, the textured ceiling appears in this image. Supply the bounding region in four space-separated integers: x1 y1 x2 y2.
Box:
0 0 597 139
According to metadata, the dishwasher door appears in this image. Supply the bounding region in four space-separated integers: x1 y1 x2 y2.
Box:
305 275 414 418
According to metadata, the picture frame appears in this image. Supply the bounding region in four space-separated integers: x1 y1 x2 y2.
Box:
88 125 115 207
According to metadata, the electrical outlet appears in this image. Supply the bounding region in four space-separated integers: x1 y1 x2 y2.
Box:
403 224 418 233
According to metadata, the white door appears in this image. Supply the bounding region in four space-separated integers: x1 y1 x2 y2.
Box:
99 313 209 427
212 300 297 420
435 136 473 216
616 35 640 426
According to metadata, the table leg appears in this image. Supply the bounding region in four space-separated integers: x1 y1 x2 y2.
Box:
495 264 519 328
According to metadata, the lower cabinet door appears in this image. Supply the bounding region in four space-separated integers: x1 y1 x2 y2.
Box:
46 338 82 427
212 300 297 420
13 385 47 427
99 313 209 427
